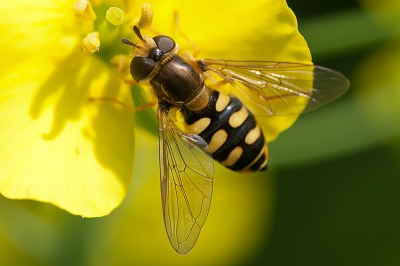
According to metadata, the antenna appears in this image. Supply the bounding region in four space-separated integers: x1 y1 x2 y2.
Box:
121 38 136 46
133 26 144 41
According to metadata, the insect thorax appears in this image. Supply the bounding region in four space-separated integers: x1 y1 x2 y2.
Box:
150 55 206 109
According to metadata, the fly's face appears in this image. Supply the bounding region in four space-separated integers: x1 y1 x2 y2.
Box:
122 26 179 83
123 25 207 111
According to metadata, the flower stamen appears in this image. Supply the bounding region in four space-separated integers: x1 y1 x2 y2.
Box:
111 55 131 75
74 0 97 21
106 7 125 26
81 31 100 54
137 3 154 29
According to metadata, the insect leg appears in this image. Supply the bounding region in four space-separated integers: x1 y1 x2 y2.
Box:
121 77 140 85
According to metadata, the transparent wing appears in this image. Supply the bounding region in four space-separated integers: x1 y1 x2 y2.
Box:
201 60 350 116
157 106 214 255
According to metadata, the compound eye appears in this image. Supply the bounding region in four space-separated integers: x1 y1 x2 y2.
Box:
153 36 175 53
130 57 155 82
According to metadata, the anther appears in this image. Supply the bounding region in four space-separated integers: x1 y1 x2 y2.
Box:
81 31 100 54
73 0 97 21
106 7 125 26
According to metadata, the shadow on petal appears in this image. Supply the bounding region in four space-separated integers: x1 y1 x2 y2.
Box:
1 48 135 216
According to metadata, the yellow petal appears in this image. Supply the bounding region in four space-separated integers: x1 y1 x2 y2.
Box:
0 48 135 217
0 0 78 65
136 0 310 63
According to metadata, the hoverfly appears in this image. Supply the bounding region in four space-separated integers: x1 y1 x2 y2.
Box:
121 18 349 255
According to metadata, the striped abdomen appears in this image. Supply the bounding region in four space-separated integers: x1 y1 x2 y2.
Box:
182 90 268 172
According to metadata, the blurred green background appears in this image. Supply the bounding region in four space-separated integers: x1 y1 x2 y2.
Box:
1 0 400 265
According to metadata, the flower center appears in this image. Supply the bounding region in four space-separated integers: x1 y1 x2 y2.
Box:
73 1 154 80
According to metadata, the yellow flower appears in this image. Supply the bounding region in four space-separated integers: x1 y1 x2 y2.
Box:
0 0 311 261
0 0 310 216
